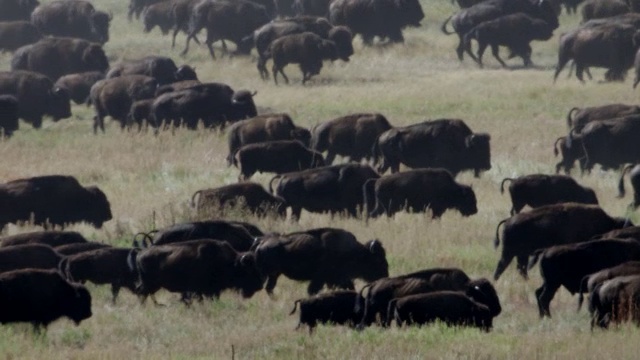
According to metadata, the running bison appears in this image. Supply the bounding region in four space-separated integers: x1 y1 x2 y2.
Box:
30 0 111 44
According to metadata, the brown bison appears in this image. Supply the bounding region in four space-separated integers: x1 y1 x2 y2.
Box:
0 0 40 21
0 175 112 230
310 113 392 165
0 269 92 331
30 0 111 44
106 56 197 86
553 135 585 175
373 119 491 177
142 220 258 252
493 203 630 280
254 228 388 295
191 182 286 218
0 244 64 273
578 261 640 311
270 163 381 220
588 273 640 328
142 1 175 35
573 116 640 172
226 113 311 166
0 231 88 248
364 168 478 219
581 0 630 23
0 21 41 52
565 103 640 130
289 290 363 333
54 71 104 104
500 174 598 215
54 242 112 256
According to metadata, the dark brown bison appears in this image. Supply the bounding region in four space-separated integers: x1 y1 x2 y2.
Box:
142 1 175 35
154 79 201 96
170 0 202 49
0 21 41 52
388 291 495 330
500 174 598 215
493 203 630 280
254 228 388 295
0 231 88 248
265 32 343 85
0 70 71 128
54 71 104 104
618 164 640 208
310 113 392 165
553 135 585 175
0 0 40 21
106 56 197 86
129 0 165 21
289 290 363 333
462 13 555 68
0 175 112 230
592 226 640 241
143 220 258 252
0 244 64 273
0 269 92 331
364 168 478 219
529 238 640 317
357 268 501 328
588 274 640 328
191 182 286 218
226 113 311 165
11 37 109 81
566 103 640 130
373 119 491 177
60 247 138 303
269 163 381 220
30 0 111 44
329 0 424 45
129 239 265 304
0 95 19 136
89 75 158 133
54 242 112 256
127 99 156 131
581 0 630 23
577 261 640 311
233 140 325 181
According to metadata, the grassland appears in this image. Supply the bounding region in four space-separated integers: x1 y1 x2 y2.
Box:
1 0 640 358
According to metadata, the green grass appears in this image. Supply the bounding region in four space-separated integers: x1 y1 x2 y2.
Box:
1 0 640 358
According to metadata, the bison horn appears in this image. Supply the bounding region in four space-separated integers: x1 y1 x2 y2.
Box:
250 91 257 97
368 239 380 252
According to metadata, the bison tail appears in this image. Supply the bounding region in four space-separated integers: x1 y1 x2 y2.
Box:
499 178 513 195
618 164 634 198
527 249 544 270
553 137 563 157
362 179 377 221
289 299 301 315
268 175 282 194
127 248 141 273
494 219 507 249
191 190 202 208
441 14 455 35
577 275 590 312
355 283 373 313
57 257 69 280
566 107 579 129
385 299 398 328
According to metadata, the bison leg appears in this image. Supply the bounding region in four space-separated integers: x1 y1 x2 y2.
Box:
472 42 486 68
307 279 325 295
265 275 279 295
111 284 121 304
575 64 587 83
535 282 560 318
516 255 529 280
493 255 513 281
553 53 571 83
171 27 180 49
324 151 336 165
456 35 465 61
290 206 302 221
257 57 269 80
490 44 507 68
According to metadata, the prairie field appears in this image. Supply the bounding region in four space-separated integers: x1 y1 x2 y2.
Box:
2 0 640 359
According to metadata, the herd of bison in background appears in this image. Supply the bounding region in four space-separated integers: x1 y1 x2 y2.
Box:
4 0 640 338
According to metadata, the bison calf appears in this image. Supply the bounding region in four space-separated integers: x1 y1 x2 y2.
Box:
54 71 105 105
290 290 363 332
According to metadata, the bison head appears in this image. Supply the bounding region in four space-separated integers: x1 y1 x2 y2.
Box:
90 11 111 44
176 65 198 81
531 19 554 41
535 0 559 30
464 133 491 177
396 0 424 28
328 26 354 62
85 186 113 228
361 239 389 282
319 40 339 61
82 44 109 74
466 278 502 317
235 253 265 298
66 284 93 325
291 126 311 147
229 90 258 121
456 185 478 216
47 86 72 121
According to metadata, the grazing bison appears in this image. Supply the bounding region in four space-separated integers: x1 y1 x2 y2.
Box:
578 261 640 311
144 220 258 252
357 268 501 328
11 37 109 81
0 21 41 52
191 182 286 218
0 0 40 21
60 247 138 304
107 56 197 85
89 75 158 133
0 269 92 331
265 32 342 85
270 163 381 220
142 1 175 35
0 231 88 248
129 239 265 304
233 140 325 180
573 116 640 172
530 239 640 317
30 0 111 44
588 274 640 328
329 0 424 45
54 71 104 105
553 135 585 174
310 113 392 165
566 103 640 130
254 228 388 295
150 83 257 130
618 164 640 208
364 168 478 219
0 95 19 136
0 244 64 273
0 175 112 230
581 0 630 23
373 119 491 177
0 70 71 128
290 290 363 333
500 174 598 215
54 242 111 256
388 291 495 330
462 13 555 68
226 113 311 165
493 203 629 280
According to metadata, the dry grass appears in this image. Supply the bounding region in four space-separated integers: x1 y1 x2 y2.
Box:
1 0 640 358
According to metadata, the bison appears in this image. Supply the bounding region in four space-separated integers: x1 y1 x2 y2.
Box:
493 203 629 280
364 168 478 219
0 231 88 248
142 1 175 35
0 95 19 136
191 182 286 218
310 113 392 165
269 163 381 220
290 290 363 333
0 21 41 52
566 103 640 130
233 140 325 181
588 274 640 328
255 228 388 295
581 0 630 23
30 0 111 44
0 244 64 273
500 174 598 215
578 261 640 311
0 269 92 331
106 56 197 86
142 220 258 252
0 175 112 230
54 242 111 256
54 71 104 105
553 135 585 175
373 118 491 177
0 0 40 21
